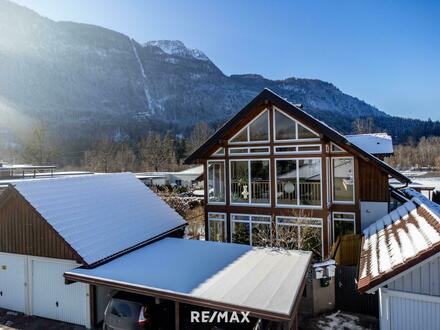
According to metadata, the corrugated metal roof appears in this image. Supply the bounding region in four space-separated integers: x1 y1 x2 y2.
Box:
65 238 312 320
358 189 440 292
12 173 186 265
345 133 393 155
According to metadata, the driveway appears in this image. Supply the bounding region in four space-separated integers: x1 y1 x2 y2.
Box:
0 308 86 330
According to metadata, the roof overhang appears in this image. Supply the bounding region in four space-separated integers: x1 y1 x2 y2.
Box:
185 88 410 184
65 238 312 322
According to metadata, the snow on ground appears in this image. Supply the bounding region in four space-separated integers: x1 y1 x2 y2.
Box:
412 177 440 190
306 310 378 330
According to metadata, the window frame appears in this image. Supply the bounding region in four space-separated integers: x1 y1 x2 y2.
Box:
275 216 324 257
229 158 271 207
212 147 225 157
229 109 270 145
208 212 227 242
274 144 322 155
331 156 356 204
275 157 323 209
207 159 226 205
273 107 320 143
229 146 270 156
330 142 346 153
230 213 272 246
332 212 356 243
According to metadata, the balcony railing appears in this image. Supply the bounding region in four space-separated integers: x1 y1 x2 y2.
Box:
230 180 321 205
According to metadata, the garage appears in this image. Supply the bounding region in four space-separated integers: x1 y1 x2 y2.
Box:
0 173 187 328
0 253 90 326
0 253 26 313
30 258 90 326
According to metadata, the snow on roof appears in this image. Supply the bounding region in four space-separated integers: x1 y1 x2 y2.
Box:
178 165 203 175
12 173 186 265
66 238 312 319
358 189 440 292
345 133 393 155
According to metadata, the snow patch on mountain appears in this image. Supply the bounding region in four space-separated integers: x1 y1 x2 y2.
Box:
145 40 209 61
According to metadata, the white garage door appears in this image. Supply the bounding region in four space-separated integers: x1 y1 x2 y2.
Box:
380 288 440 330
31 258 90 327
0 253 26 313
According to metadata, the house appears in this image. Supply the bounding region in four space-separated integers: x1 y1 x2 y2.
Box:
136 165 203 188
185 88 410 259
345 133 394 160
0 173 186 327
358 188 440 330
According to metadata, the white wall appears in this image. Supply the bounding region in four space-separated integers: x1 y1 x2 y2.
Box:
380 288 440 330
378 253 440 330
360 202 389 231
386 253 440 296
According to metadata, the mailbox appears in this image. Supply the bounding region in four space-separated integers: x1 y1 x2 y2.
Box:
314 266 324 279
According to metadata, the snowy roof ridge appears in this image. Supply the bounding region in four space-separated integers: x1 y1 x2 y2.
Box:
345 132 392 139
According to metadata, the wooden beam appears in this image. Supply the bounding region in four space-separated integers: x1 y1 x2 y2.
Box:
175 301 180 330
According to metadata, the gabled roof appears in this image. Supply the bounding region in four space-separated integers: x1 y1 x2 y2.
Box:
65 237 312 321
358 189 440 293
185 88 410 183
10 173 186 266
345 133 393 156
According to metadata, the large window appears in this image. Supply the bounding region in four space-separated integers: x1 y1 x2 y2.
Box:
231 214 272 246
230 110 269 143
332 157 355 203
333 212 355 242
276 159 322 207
207 161 225 204
230 160 270 205
274 109 319 141
208 213 226 242
276 217 323 258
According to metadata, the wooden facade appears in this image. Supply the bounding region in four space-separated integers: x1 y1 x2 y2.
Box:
0 188 83 263
187 89 409 260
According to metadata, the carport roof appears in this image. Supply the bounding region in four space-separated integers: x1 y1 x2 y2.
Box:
64 238 312 321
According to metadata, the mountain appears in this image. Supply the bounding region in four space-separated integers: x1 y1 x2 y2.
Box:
0 0 439 151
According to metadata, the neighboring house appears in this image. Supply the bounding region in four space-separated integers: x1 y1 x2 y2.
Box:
0 162 57 178
136 165 203 188
0 173 186 327
345 133 394 160
358 188 440 330
186 88 410 259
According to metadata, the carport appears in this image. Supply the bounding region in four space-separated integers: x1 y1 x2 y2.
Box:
65 238 311 329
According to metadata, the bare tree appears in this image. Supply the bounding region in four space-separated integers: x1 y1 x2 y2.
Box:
21 122 59 165
82 137 117 172
386 136 440 170
138 132 176 171
188 122 213 153
249 209 323 259
352 118 375 134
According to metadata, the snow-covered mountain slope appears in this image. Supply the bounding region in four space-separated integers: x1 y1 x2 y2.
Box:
145 40 209 61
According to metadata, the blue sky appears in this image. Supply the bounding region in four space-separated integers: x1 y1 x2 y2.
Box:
14 0 440 120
